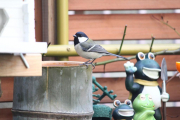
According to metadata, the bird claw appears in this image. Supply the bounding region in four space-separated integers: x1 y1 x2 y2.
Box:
92 63 95 69
79 62 89 69
79 62 95 69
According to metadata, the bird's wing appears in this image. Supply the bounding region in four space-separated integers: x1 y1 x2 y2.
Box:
80 38 96 51
80 38 109 53
86 44 109 53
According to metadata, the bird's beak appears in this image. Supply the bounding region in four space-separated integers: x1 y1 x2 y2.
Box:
73 35 77 37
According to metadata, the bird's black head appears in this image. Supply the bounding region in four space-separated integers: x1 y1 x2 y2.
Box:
73 31 88 46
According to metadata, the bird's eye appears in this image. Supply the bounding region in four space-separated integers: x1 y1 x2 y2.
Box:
125 99 132 105
148 52 155 60
138 52 145 60
140 94 146 101
148 95 153 101
113 100 121 107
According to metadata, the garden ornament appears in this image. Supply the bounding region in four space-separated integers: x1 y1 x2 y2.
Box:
133 93 156 120
176 62 180 73
73 31 128 68
161 58 169 120
124 52 169 120
92 76 117 105
92 76 117 120
112 99 134 120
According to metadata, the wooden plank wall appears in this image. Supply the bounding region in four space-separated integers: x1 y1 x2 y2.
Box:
69 0 180 10
69 14 180 40
0 0 180 120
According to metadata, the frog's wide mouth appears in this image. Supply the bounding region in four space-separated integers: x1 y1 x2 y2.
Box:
118 109 134 117
143 67 161 79
141 105 155 110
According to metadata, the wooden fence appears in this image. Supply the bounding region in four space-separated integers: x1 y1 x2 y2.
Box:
0 0 180 119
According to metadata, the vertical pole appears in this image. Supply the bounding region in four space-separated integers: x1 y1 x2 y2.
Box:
0 79 2 97
57 0 69 61
34 0 42 42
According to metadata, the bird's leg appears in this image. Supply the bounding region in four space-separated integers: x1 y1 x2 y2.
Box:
84 59 92 64
80 59 92 66
79 59 92 69
90 59 96 69
79 59 96 69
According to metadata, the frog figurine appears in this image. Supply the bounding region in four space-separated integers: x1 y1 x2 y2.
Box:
124 52 169 120
112 99 134 120
133 93 155 120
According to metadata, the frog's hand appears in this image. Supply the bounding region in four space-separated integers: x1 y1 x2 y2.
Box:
124 61 140 92
124 61 137 74
135 110 155 120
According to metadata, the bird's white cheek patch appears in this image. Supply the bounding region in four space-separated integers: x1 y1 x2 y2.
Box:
78 37 88 43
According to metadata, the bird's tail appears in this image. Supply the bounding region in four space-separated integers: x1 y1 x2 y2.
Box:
107 53 129 60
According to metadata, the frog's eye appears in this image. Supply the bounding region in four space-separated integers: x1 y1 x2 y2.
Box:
113 100 121 107
148 52 155 60
140 94 146 101
148 95 153 101
125 99 132 106
137 52 145 60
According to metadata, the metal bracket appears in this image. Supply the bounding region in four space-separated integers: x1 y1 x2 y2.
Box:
17 53 29 68
20 53 29 68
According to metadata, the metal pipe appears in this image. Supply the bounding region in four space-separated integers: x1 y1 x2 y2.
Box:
57 0 69 61
45 44 180 57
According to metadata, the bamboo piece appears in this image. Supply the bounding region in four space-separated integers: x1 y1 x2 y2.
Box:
45 44 180 56
12 61 93 120
57 0 69 61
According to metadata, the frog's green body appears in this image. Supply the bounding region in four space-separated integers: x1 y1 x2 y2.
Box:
133 94 156 120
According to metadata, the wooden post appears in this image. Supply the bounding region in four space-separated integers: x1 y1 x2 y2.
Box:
12 61 93 120
42 0 56 44
41 0 56 61
34 0 42 42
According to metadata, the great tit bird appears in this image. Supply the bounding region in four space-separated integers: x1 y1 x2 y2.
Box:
73 31 128 67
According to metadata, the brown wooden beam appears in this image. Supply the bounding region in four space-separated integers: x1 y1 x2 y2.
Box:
0 54 42 77
0 108 12 120
0 78 13 102
69 0 180 10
